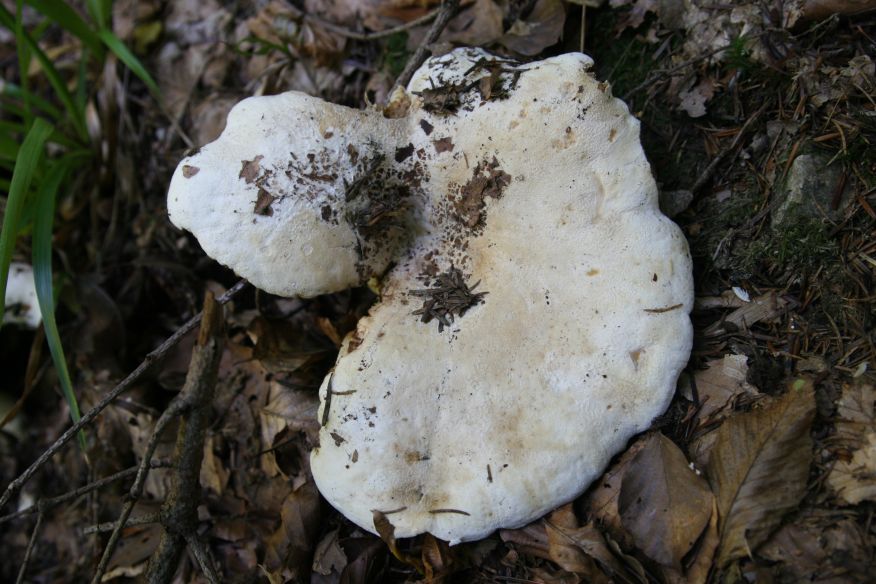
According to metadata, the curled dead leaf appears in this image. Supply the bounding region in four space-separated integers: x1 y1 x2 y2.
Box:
758 509 872 583
544 505 647 584
497 0 566 56
707 378 815 567
263 481 322 580
618 433 714 569
827 381 876 504
372 509 424 573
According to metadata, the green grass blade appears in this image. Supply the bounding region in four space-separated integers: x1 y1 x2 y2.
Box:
98 29 160 97
33 158 85 449
24 0 103 57
0 5 88 141
86 0 109 30
2 81 63 120
14 0 32 127
0 118 52 326
0 135 19 159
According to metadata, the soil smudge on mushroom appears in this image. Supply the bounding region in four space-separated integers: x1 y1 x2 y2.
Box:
410 267 487 332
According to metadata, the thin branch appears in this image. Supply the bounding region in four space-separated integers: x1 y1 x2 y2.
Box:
143 291 225 584
393 0 461 91
83 512 161 535
186 533 221 584
0 460 172 525
300 7 440 41
0 279 248 514
90 394 190 584
14 509 43 584
690 105 766 194
623 34 766 101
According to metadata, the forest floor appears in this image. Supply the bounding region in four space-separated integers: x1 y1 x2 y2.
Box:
0 1 874 582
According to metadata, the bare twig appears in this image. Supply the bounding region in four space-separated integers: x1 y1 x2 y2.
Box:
393 0 461 91
623 34 766 101
690 105 766 194
144 291 225 584
15 509 43 584
299 6 440 41
90 393 190 583
186 533 221 584
0 460 172 525
83 512 162 535
0 280 248 514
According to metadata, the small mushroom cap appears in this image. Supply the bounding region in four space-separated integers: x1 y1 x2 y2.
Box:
4 262 41 329
167 92 411 298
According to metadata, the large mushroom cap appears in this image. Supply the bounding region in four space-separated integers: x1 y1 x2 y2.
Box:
167 48 694 544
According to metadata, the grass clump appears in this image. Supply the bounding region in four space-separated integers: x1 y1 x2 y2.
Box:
1 0 158 445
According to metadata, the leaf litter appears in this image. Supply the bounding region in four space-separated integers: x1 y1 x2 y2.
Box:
1 0 875 582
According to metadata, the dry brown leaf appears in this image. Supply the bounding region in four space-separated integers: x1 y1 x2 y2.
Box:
544 506 646 584
312 528 348 576
544 507 606 581
529 566 585 583
335 537 388 583
827 381 876 504
797 0 876 23
703 292 790 337
105 514 162 576
687 354 759 422
707 379 815 567
260 381 320 465
609 0 658 32
200 434 229 495
581 436 648 548
189 95 239 148
500 522 552 560
758 509 871 583
248 316 335 374
497 0 566 56
422 533 455 580
618 433 714 568
679 498 719 584
263 480 322 581
440 0 504 47
372 510 424 572
678 77 716 118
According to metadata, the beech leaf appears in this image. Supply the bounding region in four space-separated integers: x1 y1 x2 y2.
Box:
618 432 714 568
707 379 815 567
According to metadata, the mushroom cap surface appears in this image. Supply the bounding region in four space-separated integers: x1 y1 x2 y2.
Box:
167 48 694 544
4 262 41 329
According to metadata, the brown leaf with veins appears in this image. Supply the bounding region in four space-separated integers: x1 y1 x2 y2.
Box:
498 0 566 56
312 528 348 576
687 354 759 424
544 505 647 584
581 435 648 548
263 480 322 581
707 378 815 567
758 509 872 583
827 381 876 504
544 506 606 581
618 432 714 568
422 533 455 581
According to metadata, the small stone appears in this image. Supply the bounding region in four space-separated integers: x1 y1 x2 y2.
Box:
772 153 850 227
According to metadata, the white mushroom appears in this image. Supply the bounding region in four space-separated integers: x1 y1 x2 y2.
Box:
3 262 42 329
167 48 694 544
